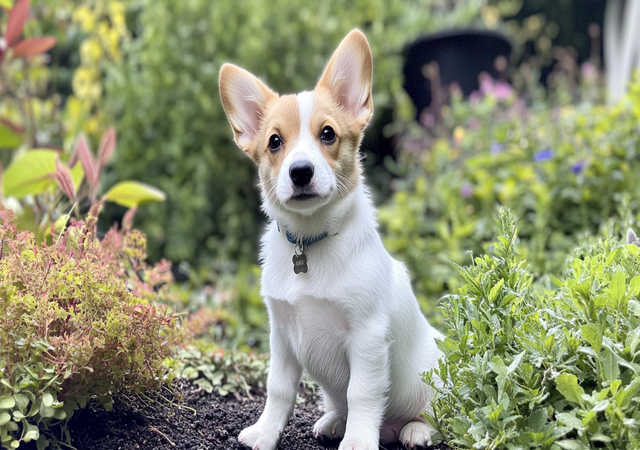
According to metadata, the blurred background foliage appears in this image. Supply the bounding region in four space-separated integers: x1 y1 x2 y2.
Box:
2 0 635 349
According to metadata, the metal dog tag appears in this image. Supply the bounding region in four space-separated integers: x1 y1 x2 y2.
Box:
292 253 308 274
292 240 308 274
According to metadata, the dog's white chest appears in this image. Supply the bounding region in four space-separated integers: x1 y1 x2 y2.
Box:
268 296 351 396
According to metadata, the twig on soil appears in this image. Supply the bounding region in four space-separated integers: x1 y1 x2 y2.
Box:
149 426 176 447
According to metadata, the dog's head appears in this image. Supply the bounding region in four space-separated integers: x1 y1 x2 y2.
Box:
219 30 373 217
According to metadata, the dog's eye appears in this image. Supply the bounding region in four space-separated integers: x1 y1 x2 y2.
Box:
320 126 336 144
269 134 282 152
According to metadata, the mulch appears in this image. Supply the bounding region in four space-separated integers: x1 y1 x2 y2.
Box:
60 379 450 450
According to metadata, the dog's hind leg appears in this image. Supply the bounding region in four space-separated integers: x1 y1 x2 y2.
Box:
313 393 346 441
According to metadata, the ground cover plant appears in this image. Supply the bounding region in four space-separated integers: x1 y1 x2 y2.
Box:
427 209 640 449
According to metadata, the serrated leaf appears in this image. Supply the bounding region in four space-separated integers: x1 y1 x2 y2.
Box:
103 181 165 208
556 373 584 406
3 149 57 198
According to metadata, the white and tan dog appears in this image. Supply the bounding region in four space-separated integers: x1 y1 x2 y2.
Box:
219 29 442 450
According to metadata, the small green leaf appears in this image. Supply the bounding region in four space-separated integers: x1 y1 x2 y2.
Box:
23 424 39 442
556 373 584 406
42 393 53 408
556 412 583 429
581 323 602 354
103 181 165 208
489 278 504 302
608 272 626 307
556 439 587 450
605 248 620 266
0 412 10 426
3 149 58 198
601 348 619 382
630 275 640 296
0 396 15 410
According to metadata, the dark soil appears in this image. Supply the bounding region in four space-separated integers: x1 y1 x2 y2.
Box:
63 380 450 450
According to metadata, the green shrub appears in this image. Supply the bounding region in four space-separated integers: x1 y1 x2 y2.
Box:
379 78 640 318
427 209 640 449
0 207 184 450
103 0 488 266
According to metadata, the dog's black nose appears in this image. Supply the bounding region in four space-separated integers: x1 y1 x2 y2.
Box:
289 161 314 186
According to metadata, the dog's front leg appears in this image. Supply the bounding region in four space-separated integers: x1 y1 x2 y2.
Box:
238 325 301 450
339 317 389 450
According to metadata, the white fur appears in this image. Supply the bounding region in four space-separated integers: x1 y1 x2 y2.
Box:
239 177 442 450
275 92 335 214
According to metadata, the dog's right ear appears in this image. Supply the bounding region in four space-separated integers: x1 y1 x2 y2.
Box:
219 64 278 158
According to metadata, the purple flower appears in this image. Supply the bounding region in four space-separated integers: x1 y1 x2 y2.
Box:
490 142 504 155
571 160 585 174
534 149 553 162
494 81 514 101
460 184 474 198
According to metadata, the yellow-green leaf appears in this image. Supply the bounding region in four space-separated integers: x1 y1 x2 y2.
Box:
103 181 165 208
556 373 584 406
3 149 57 198
0 122 22 149
581 323 602 354
70 161 84 192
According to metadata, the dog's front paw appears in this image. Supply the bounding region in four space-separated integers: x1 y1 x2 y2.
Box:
313 411 346 440
337 437 379 450
399 420 437 449
238 423 281 450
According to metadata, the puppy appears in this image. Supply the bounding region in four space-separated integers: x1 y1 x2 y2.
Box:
219 29 442 450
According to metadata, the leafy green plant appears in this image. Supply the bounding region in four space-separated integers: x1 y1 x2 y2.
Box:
380 75 640 319
427 209 640 449
0 206 185 450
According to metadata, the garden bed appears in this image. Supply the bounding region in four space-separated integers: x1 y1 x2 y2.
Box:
65 380 449 450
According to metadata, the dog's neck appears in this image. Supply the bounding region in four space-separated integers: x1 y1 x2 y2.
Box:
263 181 377 241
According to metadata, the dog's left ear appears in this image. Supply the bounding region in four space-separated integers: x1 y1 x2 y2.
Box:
316 29 373 126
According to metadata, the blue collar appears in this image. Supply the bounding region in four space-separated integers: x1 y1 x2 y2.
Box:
277 222 328 246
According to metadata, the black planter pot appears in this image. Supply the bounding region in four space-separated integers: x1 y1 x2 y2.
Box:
403 29 512 120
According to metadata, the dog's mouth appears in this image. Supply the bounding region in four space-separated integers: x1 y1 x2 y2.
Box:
290 193 319 201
